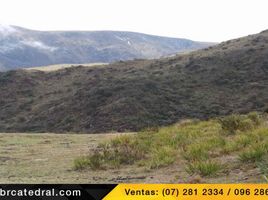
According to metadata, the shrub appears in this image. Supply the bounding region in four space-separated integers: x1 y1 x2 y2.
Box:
239 146 266 163
74 151 105 170
238 118 254 131
186 161 221 177
219 113 262 134
257 157 268 182
223 141 240 154
219 114 244 134
247 112 262 126
235 135 252 147
88 152 105 170
73 156 91 170
148 147 176 169
206 137 226 149
79 135 148 169
183 144 209 161
107 136 146 165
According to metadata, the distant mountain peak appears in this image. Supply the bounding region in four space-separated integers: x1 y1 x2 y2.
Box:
0 24 17 35
0 25 213 71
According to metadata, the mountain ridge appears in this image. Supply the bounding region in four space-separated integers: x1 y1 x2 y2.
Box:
0 25 213 71
0 29 267 133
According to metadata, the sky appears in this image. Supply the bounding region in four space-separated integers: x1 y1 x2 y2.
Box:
0 0 268 42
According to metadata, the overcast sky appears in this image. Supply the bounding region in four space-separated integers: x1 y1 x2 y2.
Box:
0 0 267 42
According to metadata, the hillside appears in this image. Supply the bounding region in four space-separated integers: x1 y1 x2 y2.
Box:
0 25 212 71
0 30 268 133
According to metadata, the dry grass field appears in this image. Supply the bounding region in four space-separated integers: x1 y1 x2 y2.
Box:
0 132 191 183
0 133 116 183
0 113 267 184
24 63 108 72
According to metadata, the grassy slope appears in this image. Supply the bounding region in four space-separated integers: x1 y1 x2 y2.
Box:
75 112 268 183
0 30 268 133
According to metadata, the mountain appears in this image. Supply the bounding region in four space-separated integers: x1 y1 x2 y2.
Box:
0 30 268 133
0 25 212 71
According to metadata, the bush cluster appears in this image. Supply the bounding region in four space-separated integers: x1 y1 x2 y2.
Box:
219 112 262 134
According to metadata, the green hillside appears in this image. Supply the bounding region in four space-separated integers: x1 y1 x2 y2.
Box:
0 30 268 133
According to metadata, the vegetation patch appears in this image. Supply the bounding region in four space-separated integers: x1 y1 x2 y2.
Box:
148 147 177 169
239 145 267 163
218 112 262 135
186 161 222 177
73 156 92 170
74 112 268 180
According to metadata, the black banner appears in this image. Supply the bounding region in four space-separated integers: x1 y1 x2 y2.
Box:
0 184 117 200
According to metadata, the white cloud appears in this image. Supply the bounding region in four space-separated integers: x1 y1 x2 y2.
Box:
0 0 268 42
